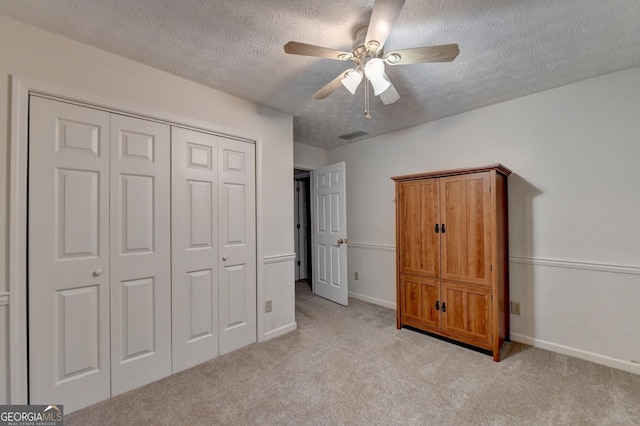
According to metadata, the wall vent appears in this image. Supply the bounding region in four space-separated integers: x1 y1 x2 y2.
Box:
338 130 369 141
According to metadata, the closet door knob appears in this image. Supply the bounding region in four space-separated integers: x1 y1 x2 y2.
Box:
222 255 228 261
93 269 103 277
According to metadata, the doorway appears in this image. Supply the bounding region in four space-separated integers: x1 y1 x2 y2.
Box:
294 169 312 287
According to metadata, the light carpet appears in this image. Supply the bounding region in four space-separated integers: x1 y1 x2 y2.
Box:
67 281 640 425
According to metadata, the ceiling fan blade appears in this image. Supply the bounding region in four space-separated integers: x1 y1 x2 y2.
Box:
284 41 352 60
365 0 405 51
385 44 460 65
314 71 348 99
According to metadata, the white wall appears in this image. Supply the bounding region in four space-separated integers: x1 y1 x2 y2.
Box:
294 141 328 169
325 66 640 373
0 15 296 403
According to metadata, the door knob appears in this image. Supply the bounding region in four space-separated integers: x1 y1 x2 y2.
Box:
338 238 348 245
222 255 228 261
93 269 103 277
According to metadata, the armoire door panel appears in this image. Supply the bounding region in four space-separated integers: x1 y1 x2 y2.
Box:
441 282 491 344
110 114 171 396
398 180 439 278
218 137 256 355
400 275 439 329
440 173 492 285
29 96 111 412
171 127 219 373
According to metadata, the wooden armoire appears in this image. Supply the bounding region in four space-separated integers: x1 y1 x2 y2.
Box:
391 164 511 361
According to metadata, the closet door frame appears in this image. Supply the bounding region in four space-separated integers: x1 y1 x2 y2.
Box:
7 76 263 404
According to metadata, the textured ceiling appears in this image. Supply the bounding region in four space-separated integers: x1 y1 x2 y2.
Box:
1 0 639 149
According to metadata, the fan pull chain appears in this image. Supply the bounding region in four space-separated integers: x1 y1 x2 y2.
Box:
364 76 372 119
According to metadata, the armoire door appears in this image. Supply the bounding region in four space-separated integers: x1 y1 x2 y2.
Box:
28 97 112 412
218 137 257 355
398 179 440 278
171 127 219 373
439 172 492 285
400 275 440 329
441 281 492 344
109 114 172 395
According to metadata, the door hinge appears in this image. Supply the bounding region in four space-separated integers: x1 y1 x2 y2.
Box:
296 224 301 229
296 186 300 192
297 261 301 266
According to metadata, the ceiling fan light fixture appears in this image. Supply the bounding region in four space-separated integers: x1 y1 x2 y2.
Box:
364 58 391 95
379 83 400 105
341 69 363 94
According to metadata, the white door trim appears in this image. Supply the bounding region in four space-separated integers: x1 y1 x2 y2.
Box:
8 75 264 404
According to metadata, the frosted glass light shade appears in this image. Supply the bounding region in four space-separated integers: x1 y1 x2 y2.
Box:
364 58 391 95
341 69 363 94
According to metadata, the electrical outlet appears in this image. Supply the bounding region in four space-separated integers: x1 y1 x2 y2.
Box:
354 272 359 280
265 300 272 313
511 301 521 315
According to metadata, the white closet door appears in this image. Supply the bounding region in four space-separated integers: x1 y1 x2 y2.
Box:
218 137 257 354
28 97 111 412
171 127 219 373
109 114 172 395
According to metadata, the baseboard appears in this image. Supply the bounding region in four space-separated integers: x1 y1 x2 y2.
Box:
511 333 640 375
261 322 297 342
348 291 396 310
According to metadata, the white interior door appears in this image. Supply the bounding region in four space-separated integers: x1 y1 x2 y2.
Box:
171 127 219 373
109 114 172 395
218 137 256 354
28 97 111 412
312 162 348 306
294 180 300 281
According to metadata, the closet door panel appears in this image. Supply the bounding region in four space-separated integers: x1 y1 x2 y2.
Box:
110 114 171 395
218 138 256 355
28 97 111 413
171 127 219 373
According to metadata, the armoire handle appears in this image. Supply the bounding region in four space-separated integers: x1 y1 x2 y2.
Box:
442 302 446 313
441 224 446 234
435 224 439 234
435 301 440 311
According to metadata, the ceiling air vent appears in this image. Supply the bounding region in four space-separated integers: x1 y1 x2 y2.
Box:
338 130 369 141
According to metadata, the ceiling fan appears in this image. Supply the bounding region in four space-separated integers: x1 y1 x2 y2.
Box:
283 0 459 118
